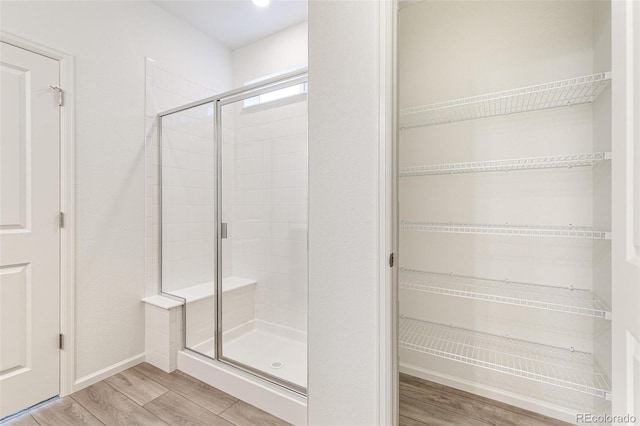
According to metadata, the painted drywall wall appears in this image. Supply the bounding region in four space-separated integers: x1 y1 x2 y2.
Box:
232 21 308 86
307 2 380 424
0 1 232 381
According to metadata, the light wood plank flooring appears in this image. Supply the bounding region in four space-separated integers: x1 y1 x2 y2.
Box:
3 366 573 425
2 363 290 426
400 373 572 426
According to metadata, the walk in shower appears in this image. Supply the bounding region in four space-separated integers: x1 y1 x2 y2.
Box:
158 69 308 395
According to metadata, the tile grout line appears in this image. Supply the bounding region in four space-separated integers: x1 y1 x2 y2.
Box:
169 374 238 418
12 412 42 426
99 380 170 425
157 369 290 426
32 414 43 426
67 395 107 426
133 366 237 417
218 400 240 421
104 370 170 407
142 391 236 426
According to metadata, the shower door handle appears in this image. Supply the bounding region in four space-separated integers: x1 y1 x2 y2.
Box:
221 223 228 239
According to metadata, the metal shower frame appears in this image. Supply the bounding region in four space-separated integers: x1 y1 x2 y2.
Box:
158 68 309 396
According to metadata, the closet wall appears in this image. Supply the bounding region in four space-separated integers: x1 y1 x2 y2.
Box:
398 1 612 421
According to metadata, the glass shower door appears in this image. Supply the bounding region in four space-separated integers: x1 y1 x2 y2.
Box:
217 74 308 394
160 101 217 359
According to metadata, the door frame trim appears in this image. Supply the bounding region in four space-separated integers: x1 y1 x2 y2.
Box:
0 31 76 397
377 1 398 425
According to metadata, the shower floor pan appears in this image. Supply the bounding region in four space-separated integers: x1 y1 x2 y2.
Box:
191 320 307 389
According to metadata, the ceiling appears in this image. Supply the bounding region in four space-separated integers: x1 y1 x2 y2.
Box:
153 0 308 50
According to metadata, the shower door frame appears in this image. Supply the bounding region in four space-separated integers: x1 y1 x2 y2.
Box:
158 68 309 396
215 70 308 396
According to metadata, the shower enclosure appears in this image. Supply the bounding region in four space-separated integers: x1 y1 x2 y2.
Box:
158 69 308 395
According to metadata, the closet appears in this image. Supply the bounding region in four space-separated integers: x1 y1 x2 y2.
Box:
397 1 613 421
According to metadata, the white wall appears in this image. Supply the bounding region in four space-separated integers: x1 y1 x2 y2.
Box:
0 1 232 381
232 21 308 86
307 2 381 424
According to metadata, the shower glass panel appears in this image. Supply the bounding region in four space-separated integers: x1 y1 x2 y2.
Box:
159 71 307 395
160 102 217 358
217 76 308 394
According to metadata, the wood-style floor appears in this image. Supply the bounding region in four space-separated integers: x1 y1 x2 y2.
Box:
3 365 572 426
2 363 290 426
400 373 571 426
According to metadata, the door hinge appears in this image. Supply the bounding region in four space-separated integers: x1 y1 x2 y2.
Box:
389 253 395 267
59 212 64 228
59 334 64 350
221 222 228 239
49 85 63 106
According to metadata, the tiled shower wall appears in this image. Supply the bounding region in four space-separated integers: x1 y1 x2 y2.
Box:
226 96 308 332
144 58 220 296
160 103 216 294
146 60 308 343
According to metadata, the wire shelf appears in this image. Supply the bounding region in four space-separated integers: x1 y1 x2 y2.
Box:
400 152 611 177
399 317 612 399
400 72 611 129
399 268 611 319
400 221 611 240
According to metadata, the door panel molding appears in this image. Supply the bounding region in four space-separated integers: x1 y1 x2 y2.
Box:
0 263 31 377
0 31 76 398
0 63 29 232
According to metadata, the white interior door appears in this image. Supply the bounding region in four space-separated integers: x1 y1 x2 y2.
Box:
0 41 60 418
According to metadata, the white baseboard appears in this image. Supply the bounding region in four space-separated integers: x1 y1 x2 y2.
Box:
399 362 579 425
74 353 146 392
